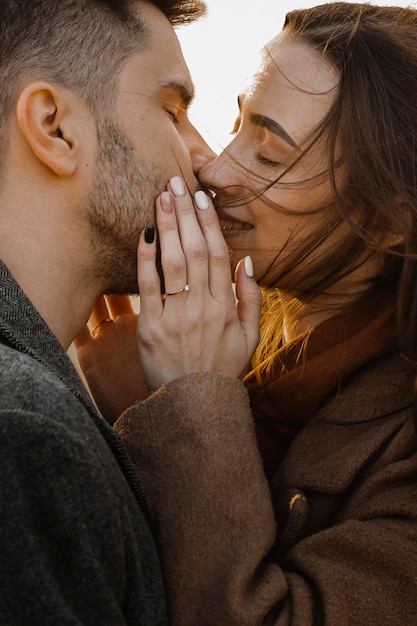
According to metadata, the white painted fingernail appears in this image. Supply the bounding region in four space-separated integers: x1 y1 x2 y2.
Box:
170 176 186 197
194 190 210 210
245 255 254 278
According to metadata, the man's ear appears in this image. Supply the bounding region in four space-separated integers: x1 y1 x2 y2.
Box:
16 81 81 177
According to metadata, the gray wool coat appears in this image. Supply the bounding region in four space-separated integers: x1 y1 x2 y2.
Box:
0 261 167 625
115 353 417 625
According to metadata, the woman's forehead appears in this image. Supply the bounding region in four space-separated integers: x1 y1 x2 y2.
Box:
254 33 339 96
239 35 339 150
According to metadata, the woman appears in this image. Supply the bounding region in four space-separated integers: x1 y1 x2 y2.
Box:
76 3 417 623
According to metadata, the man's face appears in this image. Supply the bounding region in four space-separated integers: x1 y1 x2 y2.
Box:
87 2 209 294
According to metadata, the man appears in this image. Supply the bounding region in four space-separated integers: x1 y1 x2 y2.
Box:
0 0 209 623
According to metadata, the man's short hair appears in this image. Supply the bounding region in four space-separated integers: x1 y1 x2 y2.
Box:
0 0 205 120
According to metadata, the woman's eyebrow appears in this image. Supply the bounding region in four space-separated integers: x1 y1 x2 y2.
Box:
249 112 300 150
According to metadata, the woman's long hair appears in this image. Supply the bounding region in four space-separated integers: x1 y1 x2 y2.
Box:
249 2 417 380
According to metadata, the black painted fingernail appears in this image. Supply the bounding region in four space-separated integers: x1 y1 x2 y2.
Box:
144 227 155 244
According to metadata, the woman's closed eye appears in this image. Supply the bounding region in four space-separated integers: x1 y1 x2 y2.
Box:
254 153 281 167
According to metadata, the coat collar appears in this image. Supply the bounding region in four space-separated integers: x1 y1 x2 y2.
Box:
276 352 415 493
247 292 398 478
0 260 94 413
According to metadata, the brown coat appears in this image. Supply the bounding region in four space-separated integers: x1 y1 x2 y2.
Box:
115 352 417 625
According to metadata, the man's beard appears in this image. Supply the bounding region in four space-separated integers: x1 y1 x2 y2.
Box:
87 118 163 294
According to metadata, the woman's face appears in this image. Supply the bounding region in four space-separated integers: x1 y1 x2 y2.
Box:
199 34 342 287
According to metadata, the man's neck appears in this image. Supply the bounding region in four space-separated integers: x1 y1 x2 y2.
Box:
0 214 100 349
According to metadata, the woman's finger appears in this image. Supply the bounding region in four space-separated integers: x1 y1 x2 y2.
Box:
89 296 111 330
235 256 262 362
105 295 135 319
156 190 188 297
137 225 164 321
193 190 234 303
73 325 92 348
74 296 117 348
166 177 208 299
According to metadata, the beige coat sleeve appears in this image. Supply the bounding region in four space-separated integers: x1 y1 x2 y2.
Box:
114 372 288 626
114 365 417 626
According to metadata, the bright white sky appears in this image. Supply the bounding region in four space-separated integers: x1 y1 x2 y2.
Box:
176 0 414 153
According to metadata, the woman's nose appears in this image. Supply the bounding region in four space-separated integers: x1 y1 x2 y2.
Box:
198 145 239 192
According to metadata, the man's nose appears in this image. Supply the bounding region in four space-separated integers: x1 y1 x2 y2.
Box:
188 130 217 178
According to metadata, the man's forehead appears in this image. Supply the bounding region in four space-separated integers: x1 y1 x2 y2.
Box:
130 8 194 104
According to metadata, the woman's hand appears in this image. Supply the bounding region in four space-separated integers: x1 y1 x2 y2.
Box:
137 176 261 392
74 295 149 425
74 175 261 420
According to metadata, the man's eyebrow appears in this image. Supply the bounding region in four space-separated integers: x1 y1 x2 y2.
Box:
249 112 300 150
160 80 195 108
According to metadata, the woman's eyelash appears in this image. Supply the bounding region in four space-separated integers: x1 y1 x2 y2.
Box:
254 153 281 167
